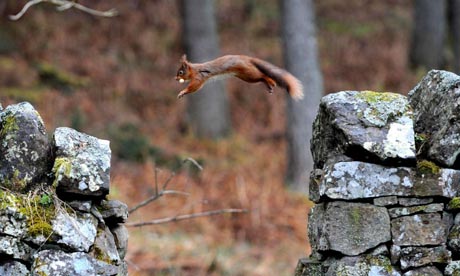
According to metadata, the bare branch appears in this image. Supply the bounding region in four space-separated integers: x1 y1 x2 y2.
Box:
128 190 189 214
126 209 248 227
161 171 176 190
10 0 118 21
9 0 42 20
183 157 203 171
128 157 207 215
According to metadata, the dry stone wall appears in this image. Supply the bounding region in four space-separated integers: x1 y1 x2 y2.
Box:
0 102 128 276
296 70 460 275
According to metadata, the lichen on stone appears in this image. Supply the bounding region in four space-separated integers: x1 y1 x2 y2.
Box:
356 90 412 128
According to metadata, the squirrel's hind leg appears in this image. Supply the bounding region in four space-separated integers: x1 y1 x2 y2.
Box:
262 77 276 94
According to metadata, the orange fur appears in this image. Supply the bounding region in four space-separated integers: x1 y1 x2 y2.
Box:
175 54 304 100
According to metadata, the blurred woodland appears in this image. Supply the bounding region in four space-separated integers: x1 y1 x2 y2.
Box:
0 0 456 275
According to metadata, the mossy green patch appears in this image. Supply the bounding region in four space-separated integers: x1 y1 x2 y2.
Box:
416 160 440 175
36 62 89 90
348 208 364 246
93 244 112 264
448 197 460 211
52 157 73 187
0 114 19 137
0 189 56 237
357 91 400 104
1 169 29 192
366 255 394 273
1 87 45 104
415 133 427 144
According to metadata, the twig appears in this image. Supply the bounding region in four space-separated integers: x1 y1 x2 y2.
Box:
183 157 203 171
9 0 118 21
126 209 248 227
128 190 189 214
9 0 41 20
162 171 175 191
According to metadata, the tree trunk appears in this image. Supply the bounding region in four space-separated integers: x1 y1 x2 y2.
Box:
280 0 323 192
410 0 447 70
179 0 231 139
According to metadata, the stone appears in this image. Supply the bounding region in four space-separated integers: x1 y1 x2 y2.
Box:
446 260 460 276
99 199 129 224
374 196 398 206
52 127 111 197
0 102 51 192
311 90 415 169
391 213 447 246
310 161 460 202
448 224 460 252
398 197 433 206
308 203 326 260
68 200 92 212
409 70 460 168
309 201 390 256
387 203 443 218
31 249 119 276
399 245 451 270
91 225 120 265
110 224 129 259
0 235 32 261
52 210 98 252
402 266 442 276
117 261 128 276
295 258 323 276
444 211 454 231
455 213 460 225
0 260 29 276
447 197 460 211
390 245 401 265
325 255 401 276
0 208 27 238
369 244 390 256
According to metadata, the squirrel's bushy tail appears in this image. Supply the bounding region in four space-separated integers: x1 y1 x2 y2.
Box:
251 59 304 101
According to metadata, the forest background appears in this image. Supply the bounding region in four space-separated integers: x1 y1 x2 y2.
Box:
0 0 450 275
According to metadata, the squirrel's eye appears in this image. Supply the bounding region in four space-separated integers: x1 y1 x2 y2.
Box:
179 70 184 75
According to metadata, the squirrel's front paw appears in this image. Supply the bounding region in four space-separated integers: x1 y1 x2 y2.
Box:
177 91 186 99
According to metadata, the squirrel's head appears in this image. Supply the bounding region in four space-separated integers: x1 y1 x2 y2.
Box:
176 54 191 83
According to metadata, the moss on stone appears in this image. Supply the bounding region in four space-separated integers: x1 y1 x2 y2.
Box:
366 255 394 273
93 245 112 264
357 91 400 103
415 133 427 144
448 197 460 211
416 160 441 175
6 169 28 192
0 114 19 137
348 208 364 246
52 157 73 187
0 189 56 237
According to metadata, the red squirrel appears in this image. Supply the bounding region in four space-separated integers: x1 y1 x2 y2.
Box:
175 54 304 100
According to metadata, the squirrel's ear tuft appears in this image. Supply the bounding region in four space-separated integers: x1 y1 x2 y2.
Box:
181 54 187 63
